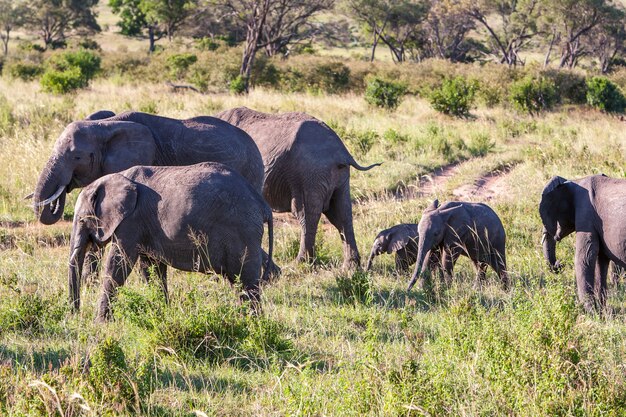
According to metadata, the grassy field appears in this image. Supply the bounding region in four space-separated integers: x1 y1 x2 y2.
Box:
1 75 626 416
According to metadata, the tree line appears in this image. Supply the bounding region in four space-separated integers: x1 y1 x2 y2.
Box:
1 0 624 91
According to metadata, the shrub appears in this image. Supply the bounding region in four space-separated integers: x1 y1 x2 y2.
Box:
365 77 406 110
230 74 247 94
429 76 477 117
40 67 84 94
40 50 101 93
510 76 557 114
542 69 587 104
166 53 198 79
586 76 626 113
195 37 221 51
310 62 351 94
468 132 495 157
6 61 43 81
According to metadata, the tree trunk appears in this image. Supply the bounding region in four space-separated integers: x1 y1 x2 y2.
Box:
239 0 271 93
148 26 156 53
370 31 379 62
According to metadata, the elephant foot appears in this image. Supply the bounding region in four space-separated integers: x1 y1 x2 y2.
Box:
342 257 362 271
262 261 282 282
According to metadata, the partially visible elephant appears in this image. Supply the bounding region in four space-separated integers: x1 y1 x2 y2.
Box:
68 162 273 321
84 110 116 121
32 111 265 225
216 107 380 269
366 223 419 271
408 200 508 291
540 174 626 312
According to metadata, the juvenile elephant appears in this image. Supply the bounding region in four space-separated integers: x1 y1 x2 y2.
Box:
216 107 380 269
68 163 273 321
540 174 626 312
33 111 264 225
407 200 508 291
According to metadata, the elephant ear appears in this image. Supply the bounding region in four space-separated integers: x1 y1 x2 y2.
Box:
93 174 138 242
95 121 157 174
388 232 414 253
542 176 568 195
85 110 116 121
425 199 439 212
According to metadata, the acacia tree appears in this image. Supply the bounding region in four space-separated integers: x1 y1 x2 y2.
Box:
423 0 476 62
23 0 100 49
587 5 626 73
261 0 334 57
110 0 198 52
0 0 28 55
346 0 428 62
464 0 543 66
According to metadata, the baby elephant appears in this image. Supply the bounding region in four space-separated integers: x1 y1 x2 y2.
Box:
407 200 508 291
365 224 420 271
68 162 273 321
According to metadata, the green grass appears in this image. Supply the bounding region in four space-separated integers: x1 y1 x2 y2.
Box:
1 75 626 415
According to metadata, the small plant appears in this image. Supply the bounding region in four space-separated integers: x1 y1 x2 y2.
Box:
335 270 373 304
586 76 626 113
40 67 84 94
468 132 495 157
383 128 410 144
166 53 198 79
365 77 406 110
344 129 379 156
230 74 247 94
429 76 477 117
510 76 557 114
6 62 44 81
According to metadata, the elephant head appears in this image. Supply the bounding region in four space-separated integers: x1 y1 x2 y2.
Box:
33 120 155 224
539 176 575 272
407 200 460 291
68 174 138 311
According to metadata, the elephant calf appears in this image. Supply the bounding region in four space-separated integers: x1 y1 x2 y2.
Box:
68 162 274 321
407 200 508 291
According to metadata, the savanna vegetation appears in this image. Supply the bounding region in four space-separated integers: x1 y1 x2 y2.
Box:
1 0 626 415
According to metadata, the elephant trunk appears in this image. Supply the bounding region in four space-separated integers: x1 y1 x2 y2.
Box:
407 233 432 291
542 228 561 273
33 157 71 225
68 227 90 312
261 211 274 283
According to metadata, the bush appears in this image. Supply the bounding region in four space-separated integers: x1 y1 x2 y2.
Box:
586 76 626 113
6 61 43 81
40 50 101 93
335 271 373 304
429 76 477 117
309 62 351 94
510 76 557 114
229 74 247 94
166 53 198 79
365 77 406 110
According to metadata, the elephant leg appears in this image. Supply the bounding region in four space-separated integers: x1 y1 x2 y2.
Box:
261 250 281 281
441 248 457 284
237 253 262 314
323 183 360 270
97 243 137 322
473 261 488 289
487 249 509 290
594 253 610 311
82 246 104 285
395 248 411 272
292 195 322 264
575 232 599 313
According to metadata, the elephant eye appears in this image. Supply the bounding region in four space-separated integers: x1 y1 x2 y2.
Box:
74 156 81 160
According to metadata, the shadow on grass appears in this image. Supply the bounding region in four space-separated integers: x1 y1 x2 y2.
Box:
0 344 70 372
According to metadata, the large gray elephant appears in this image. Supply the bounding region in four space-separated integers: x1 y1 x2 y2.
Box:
216 107 380 269
407 200 508 291
32 111 264 225
539 174 626 312
68 162 273 321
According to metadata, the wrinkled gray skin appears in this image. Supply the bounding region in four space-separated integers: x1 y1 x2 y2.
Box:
217 107 380 269
365 223 443 274
33 110 264 225
68 163 273 322
408 200 508 291
539 175 626 312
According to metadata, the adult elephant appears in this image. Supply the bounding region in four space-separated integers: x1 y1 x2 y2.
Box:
32 111 265 225
540 174 626 312
216 107 380 269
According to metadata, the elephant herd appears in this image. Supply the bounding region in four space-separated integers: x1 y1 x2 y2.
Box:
29 107 626 320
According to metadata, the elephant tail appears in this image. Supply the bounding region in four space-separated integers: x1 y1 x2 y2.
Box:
346 155 382 171
261 209 274 283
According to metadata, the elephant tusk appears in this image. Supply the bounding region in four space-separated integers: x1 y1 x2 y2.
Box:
541 232 546 244
407 275 419 292
69 247 80 266
34 185 66 207
24 192 34 200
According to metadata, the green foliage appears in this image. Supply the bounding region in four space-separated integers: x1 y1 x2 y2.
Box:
335 271 373 304
0 292 66 335
229 74 247 94
6 61 44 81
510 76 557 114
586 76 626 113
166 52 197 79
365 77 407 110
89 337 153 412
40 50 101 94
468 132 495 157
309 62 351 94
429 76 477 117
